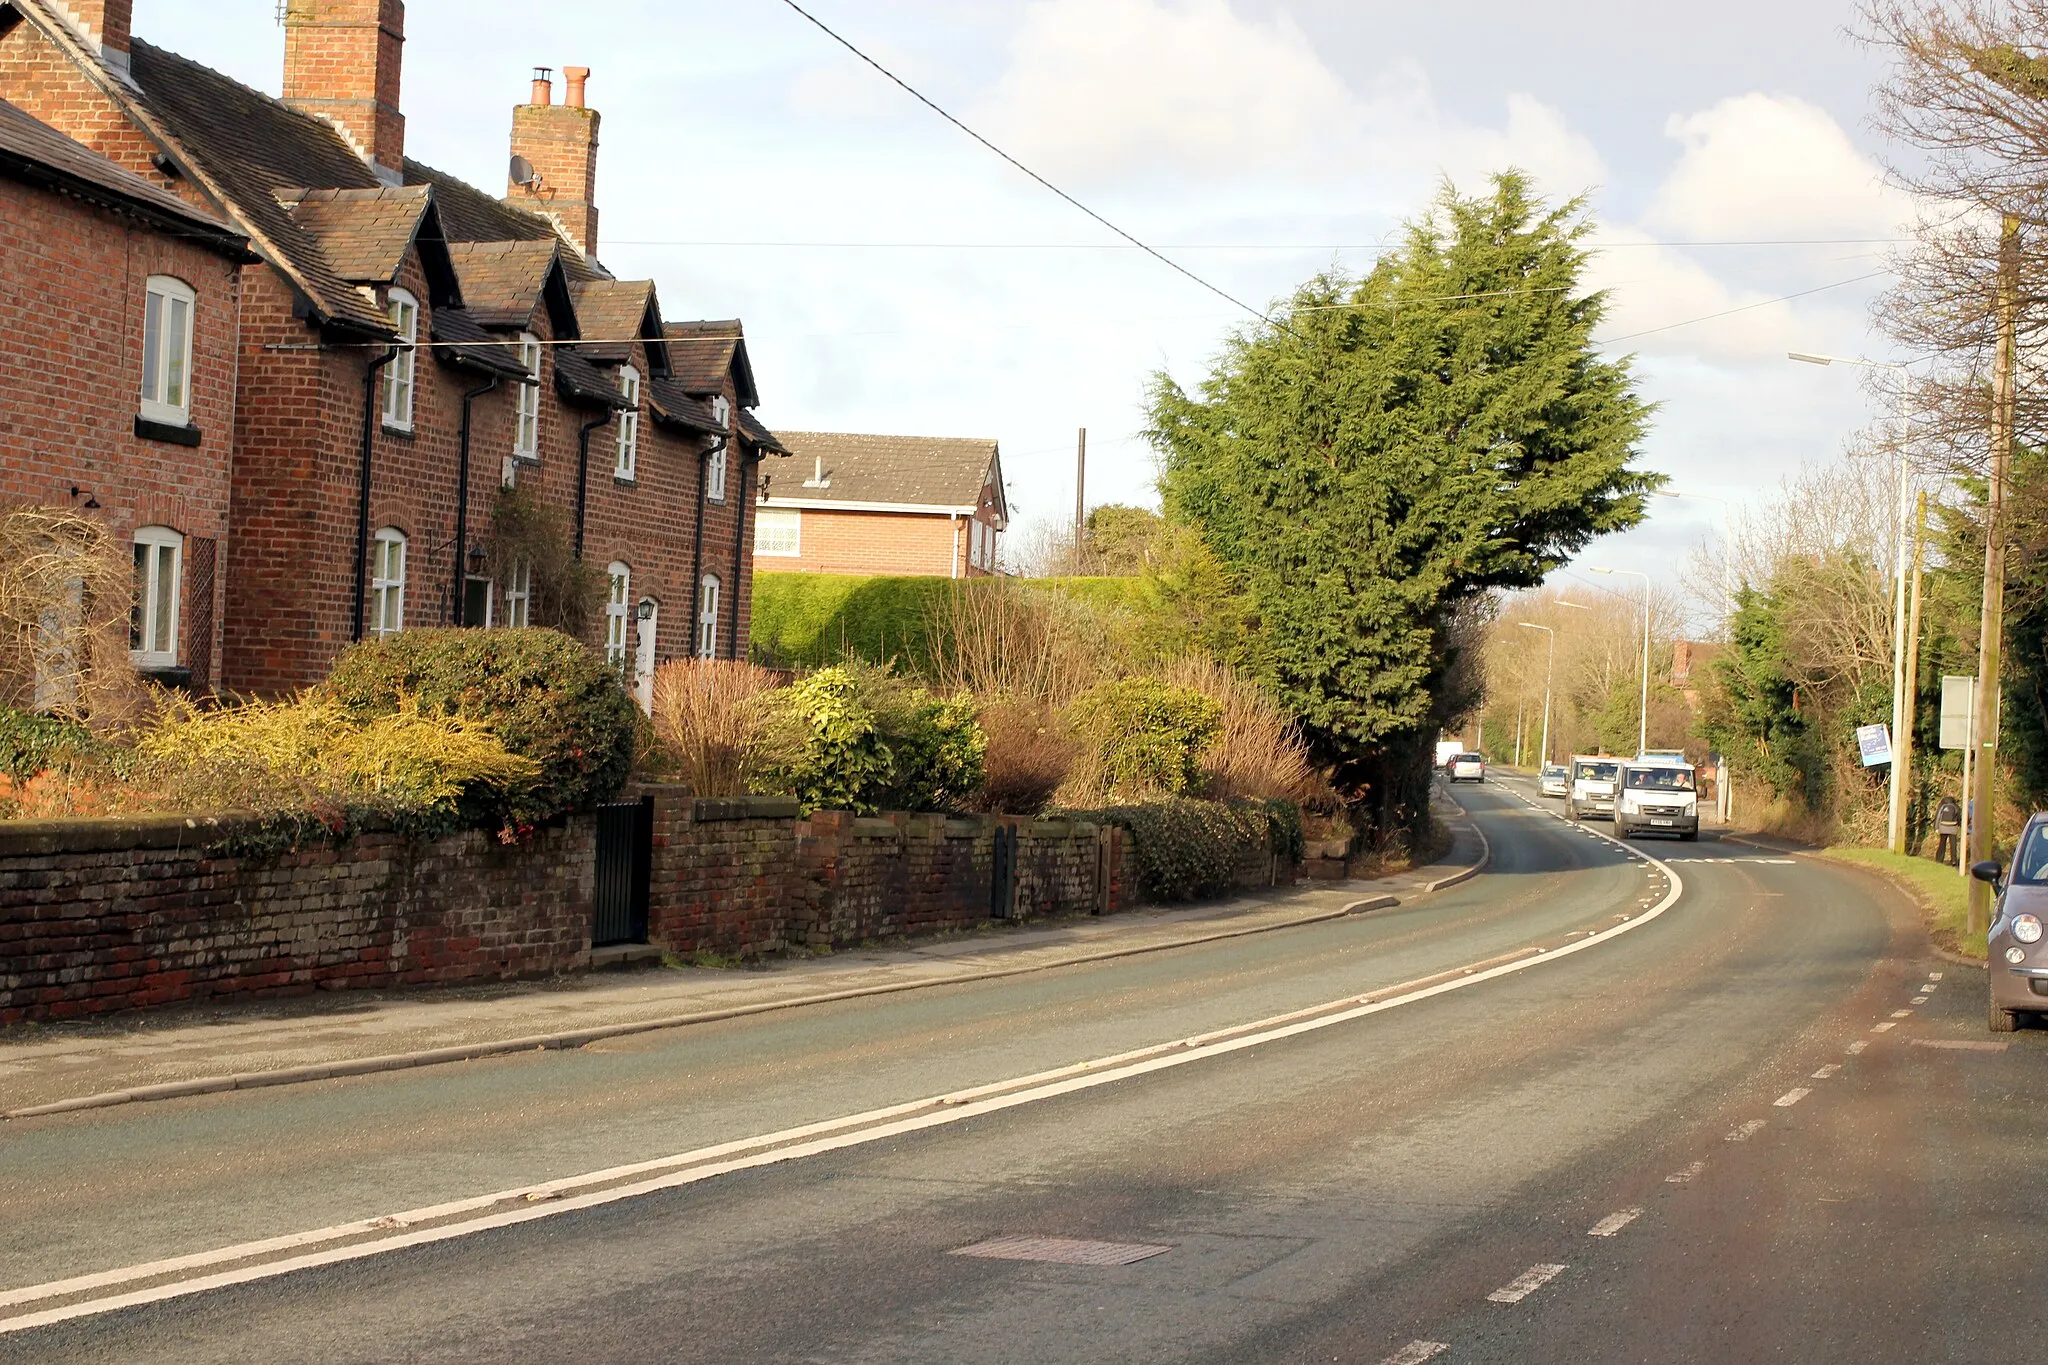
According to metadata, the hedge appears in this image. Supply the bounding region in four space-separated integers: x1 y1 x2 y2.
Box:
1063 796 1300 902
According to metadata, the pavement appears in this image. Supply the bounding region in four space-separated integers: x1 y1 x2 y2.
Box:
0 798 1488 1118
9 776 2015 1363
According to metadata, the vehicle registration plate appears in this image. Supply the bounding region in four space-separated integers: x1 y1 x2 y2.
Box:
1651 818 1674 827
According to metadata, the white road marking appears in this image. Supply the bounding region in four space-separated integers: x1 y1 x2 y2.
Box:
1911 996 1928 1004
1811 1064 1841 1079
1489 1263 1569 1303
1588 1208 1643 1237
0 818 1693 1337
1929 971 1944 980
1871 1022 1896 1033
1774 1088 1811 1108
1727 1119 1767 1141
1378 1343 1450 1365
1922 983 1939 993
1891 1010 1913 1019
1847 1040 1869 1054
1666 1160 1707 1183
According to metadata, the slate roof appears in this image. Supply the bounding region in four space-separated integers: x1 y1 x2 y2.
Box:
445 240 575 333
278 185 434 283
429 308 531 380
125 38 394 334
0 97 247 256
554 350 631 410
402 158 608 284
662 320 759 408
647 377 724 437
770 433 1001 517
738 409 790 457
573 279 666 368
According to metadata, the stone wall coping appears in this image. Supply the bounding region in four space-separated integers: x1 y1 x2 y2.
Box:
0 811 264 857
692 796 802 823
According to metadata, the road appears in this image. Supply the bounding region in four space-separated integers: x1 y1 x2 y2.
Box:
1 777 2034 1363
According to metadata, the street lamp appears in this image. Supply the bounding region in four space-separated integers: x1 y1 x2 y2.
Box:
1590 566 1652 755
1517 622 1556 768
1652 488 1734 620
1789 350 1915 855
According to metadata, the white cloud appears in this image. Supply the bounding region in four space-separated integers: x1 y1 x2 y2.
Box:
1646 93 1909 241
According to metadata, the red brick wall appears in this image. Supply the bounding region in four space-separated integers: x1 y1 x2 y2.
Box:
756 506 998 579
0 814 594 1023
0 173 239 687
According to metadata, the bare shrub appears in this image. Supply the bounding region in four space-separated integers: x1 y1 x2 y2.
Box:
925 578 1118 707
0 506 142 725
1164 655 1337 808
969 697 1078 814
648 659 785 795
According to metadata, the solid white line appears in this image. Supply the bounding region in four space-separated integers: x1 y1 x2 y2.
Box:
1727 1119 1767 1141
1774 1088 1810 1107
1811 1064 1841 1080
1847 1040 1869 1054
1666 1160 1707 1183
1378 1343 1450 1365
1488 1262 1568 1303
0 820 1692 1336
1588 1208 1642 1237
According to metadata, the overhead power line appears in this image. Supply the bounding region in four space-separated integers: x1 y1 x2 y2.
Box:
1599 270 1892 344
606 236 1911 251
769 0 1276 328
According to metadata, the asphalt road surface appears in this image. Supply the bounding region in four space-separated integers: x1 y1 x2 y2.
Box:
2 778 2032 1364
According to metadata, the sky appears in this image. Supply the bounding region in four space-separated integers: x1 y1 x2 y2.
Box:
138 0 1913 614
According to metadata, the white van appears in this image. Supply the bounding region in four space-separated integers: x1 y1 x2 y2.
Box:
1566 756 1620 821
1615 754 1700 840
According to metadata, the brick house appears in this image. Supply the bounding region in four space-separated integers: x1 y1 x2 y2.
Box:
758 433 1007 578
0 94 250 691
0 0 787 699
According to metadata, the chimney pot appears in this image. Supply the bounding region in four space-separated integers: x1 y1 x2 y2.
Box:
530 67 553 106
507 65 602 256
564 66 590 109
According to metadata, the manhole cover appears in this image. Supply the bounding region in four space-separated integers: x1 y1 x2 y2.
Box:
950 1236 1172 1266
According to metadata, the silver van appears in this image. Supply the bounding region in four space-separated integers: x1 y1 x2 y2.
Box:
1615 757 1700 840
1566 757 1619 821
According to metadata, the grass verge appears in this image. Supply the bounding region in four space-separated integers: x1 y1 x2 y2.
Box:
1817 846 1982 961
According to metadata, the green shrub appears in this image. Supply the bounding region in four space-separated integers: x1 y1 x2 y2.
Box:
0 707 100 781
1071 797 1277 901
318 628 638 830
749 574 956 670
1064 678 1222 802
764 664 986 814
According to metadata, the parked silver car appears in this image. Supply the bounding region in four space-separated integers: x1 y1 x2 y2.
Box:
1539 763 1570 798
1976 814 2048 1031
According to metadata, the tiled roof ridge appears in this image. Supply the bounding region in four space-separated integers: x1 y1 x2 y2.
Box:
404 155 564 242
775 430 999 447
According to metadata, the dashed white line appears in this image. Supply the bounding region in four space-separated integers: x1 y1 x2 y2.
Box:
1727 1118 1767 1141
1377 1342 1450 1365
1911 996 1929 1004
1847 1040 1869 1054
1891 1010 1913 1019
1666 1160 1707 1183
1811 1064 1841 1080
1929 971 1944 981
1488 1262 1569 1303
1588 1208 1643 1237
1774 1088 1811 1108
1922 983 1939 993
1871 1022 1896 1033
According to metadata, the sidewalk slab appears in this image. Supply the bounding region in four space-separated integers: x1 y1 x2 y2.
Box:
1 809 1488 1119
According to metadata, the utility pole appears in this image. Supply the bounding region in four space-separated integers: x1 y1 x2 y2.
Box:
1969 215 2020 935
1074 427 1087 566
1898 490 1928 854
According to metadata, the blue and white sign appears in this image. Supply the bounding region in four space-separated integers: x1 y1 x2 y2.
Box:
1856 723 1894 768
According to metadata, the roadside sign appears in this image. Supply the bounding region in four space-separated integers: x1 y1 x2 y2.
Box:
1940 676 1975 751
1856 723 1893 768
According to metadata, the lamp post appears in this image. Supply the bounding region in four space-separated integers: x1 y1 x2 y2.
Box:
1789 350 1914 855
1651 488 1734 622
1517 622 1556 768
1590 566 1652 755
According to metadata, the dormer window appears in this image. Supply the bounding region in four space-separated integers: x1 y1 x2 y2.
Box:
381 289 417 431
615 365 640 480
514 332 541 458
713 395 731 429
706 442 727 503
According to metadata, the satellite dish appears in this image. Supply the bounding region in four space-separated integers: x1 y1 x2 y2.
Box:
509 154 537 189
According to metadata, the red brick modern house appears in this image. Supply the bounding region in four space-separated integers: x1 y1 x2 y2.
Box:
0 0 787 698
758 433 1007 578
0 94 250 691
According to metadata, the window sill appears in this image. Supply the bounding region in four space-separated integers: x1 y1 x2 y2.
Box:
134 416 201 448
513 452 541 466
381 422 416 440
132 662 191 688
613 475 637 487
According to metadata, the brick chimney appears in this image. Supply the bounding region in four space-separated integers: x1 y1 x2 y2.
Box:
53 0 132 70
282 0 406 180
508 64 600 258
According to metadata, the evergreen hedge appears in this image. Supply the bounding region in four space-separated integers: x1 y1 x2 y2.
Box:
1064 796 1299 902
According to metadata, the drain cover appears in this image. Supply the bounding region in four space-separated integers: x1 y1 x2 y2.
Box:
950 1236 1172 1266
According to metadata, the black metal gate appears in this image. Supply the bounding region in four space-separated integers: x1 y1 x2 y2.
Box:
989 823 1018 921
592 796 653 947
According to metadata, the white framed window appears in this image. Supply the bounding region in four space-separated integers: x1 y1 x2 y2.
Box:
381 288 418 431
615 365 641 480
370 527 407 637
754 508 801 558
706 443 727 503
140 276 196 426
503 559 532 628
697 574 721 659
712 394 731 429
605 562 631 667
514 332 541 458
130 526 182 668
